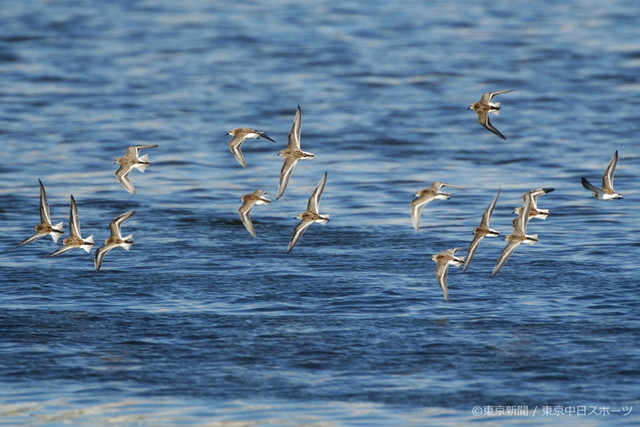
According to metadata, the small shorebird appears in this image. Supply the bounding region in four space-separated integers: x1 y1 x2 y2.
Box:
491 193 537 276
468 89 514 140
49 195 94 257
276 105 314 200
94 210 136 271
18 179 64 247
410 181 464 232
463 189 501 272
287 172 329 253
432 247 465 302
514 188 555 220
581 151 623 200
114 144 159 195
238 190 271 238
227 128 276 168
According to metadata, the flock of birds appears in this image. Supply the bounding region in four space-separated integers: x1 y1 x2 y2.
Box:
14 104 331 271
428 90 623 301
15 92 624 300
16 143 160 271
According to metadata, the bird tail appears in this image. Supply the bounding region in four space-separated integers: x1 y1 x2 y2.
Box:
82 235 95 252
122 235 134 250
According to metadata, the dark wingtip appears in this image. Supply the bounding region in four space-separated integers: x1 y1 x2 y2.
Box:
543 188 555 193
262 134 276 143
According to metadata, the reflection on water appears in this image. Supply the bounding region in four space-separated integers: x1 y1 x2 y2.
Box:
1 389 620 427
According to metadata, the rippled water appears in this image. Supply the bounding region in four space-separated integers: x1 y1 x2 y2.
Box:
1 0 639 425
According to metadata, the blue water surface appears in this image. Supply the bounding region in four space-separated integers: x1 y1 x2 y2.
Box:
1 0 639 425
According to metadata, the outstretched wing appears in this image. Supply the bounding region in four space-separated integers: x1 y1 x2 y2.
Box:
69 195 82 238
287 219 313 253
482 89 515 103
49 245 76 257
581 177 600 194
276 158 300 200
477 111 507 140
441 183 465 191
602 150 618 192
410 196 434 232
109 210 135 239
133 144 159 156
434 261 450 302
18 232 45 247
482 188 500 227
491 241 521 277
38 179 52 225
238 200 257 238
94 244 116 271
462 233 484 273
307 172 328 214
115 164 136 195
228 134 248 168
513 193 533 235
287 105 302 150
259 132 276 143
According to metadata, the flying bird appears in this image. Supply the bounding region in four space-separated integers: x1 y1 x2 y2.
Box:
94 210 136 271
432 247 465 302
463 188 500 272
581 151 623 200
491 192 538 276
468 89 515 140
114 144 159 195
410 181 464 232
48 195 94 257
276 106 314 200
18 179 64 247
238 190 271 238
287 172 329 253
514 188 555 220
227 128 276 168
